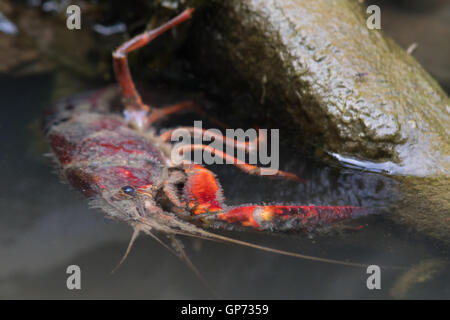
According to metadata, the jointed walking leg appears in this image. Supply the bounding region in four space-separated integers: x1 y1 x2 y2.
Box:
113 9 195 130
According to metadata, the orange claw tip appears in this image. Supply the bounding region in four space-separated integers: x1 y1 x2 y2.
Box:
184 8 195 17
269 169 305 183
285 173 306 183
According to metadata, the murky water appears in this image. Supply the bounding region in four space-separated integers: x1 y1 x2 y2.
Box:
0 72 449 299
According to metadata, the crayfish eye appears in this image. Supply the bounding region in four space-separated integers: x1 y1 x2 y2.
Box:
121 185 136 196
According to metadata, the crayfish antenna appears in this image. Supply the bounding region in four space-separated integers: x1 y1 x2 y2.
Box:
172 227 404 270
111 225 141 274
168 235 219 298
141 229 219 297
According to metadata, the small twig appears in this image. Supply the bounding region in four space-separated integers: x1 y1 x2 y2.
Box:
406 43 418 55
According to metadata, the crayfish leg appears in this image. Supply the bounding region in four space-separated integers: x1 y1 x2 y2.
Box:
112 8 195 130
175 144 301 181
147 101 197 125
160 126 262 153
168 235 217 296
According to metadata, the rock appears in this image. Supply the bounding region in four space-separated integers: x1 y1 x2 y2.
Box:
178 0 450 245
396 176 450 244
187 0 450 177
375 0 450 93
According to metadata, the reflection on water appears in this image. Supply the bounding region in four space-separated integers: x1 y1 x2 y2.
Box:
0 74 449 299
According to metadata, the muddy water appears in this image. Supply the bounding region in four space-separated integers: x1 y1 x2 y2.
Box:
0 73 449 299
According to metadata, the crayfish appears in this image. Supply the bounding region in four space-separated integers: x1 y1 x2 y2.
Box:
44 8 372 277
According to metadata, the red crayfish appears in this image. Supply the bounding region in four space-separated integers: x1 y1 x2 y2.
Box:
44 8 371 274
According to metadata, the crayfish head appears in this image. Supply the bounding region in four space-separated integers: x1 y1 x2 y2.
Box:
95 183 160 221
116 177 188 218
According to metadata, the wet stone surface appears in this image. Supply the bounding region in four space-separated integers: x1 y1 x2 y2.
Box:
187 0 450 178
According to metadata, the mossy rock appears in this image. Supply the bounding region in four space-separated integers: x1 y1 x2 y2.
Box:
188 0 450 177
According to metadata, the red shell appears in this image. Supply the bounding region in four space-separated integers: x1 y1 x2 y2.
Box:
45 90 165 197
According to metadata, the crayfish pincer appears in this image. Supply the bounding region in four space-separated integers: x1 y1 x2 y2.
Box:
44 8 373 275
